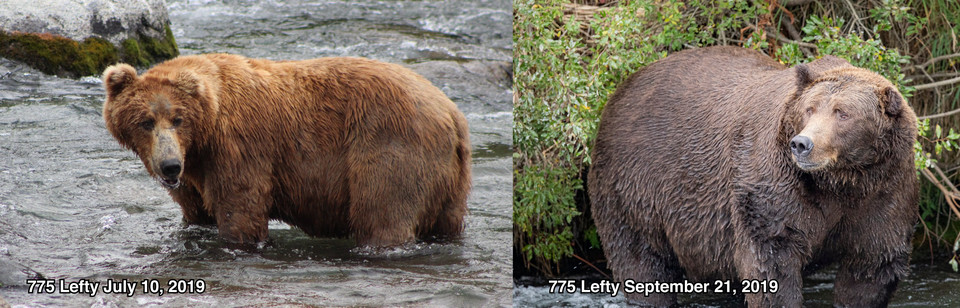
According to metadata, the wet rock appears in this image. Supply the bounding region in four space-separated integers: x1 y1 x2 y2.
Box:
0 259 42 287
462 60 513 88
0 0 178 78
409 60 513 111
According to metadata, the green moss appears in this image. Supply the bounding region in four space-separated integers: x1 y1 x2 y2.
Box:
156 23 179 59
1 31 85 77
120 23 179 68
79 37 119 72
0 23 178 78
0 31 122 77
121 38 145 66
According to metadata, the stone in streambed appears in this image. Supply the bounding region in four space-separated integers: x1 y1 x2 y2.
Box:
0 0 178 78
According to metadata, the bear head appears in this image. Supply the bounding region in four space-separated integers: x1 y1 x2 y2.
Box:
102 63 218 189
788 64 916 174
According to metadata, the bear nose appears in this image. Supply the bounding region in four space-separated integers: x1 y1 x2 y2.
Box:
160 159 182 178
790 135 813 157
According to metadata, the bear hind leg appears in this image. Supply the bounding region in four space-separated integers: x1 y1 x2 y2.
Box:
349 195 419 247
614 232 683 307
347 164 423 247
426 195 467 239
595 199 681 306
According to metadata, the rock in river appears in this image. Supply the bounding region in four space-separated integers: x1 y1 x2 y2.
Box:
0 0 178 78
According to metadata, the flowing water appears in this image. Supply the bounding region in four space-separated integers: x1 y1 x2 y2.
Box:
0 0 512 306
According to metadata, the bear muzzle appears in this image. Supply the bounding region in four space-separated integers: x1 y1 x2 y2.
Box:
151 129 183 189
790 135 813 158
790 135 822 170
790 134 836 171
159 158 182 188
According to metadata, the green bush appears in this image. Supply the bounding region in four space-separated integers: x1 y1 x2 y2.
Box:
514 0 686 275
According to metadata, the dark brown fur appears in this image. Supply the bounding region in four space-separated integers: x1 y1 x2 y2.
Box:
589 46 917 307
103 54 471 247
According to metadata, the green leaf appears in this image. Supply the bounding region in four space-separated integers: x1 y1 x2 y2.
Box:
584 226 601 249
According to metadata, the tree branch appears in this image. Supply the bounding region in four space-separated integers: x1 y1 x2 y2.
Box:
922 166 960 220
780 15 812 57
918 106 960 120
841 0 870 39
572 253 610 279
908 71 960 81
912 75 960 91
771 32 818 49
909 52 960 72
748 22 818 49
782 0 815 6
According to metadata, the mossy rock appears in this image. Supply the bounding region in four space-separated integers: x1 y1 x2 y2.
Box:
121 24 179 68
0 23 178 78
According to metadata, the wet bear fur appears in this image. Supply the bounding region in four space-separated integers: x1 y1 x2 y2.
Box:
589 46 917 307
102 54 471 247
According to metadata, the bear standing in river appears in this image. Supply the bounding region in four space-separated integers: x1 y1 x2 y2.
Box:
102 54 471 247
589 46 917 307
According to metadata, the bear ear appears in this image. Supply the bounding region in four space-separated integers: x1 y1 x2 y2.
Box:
795 63 815 91
174 70 205 98
103 64 138 100
883 86 904 118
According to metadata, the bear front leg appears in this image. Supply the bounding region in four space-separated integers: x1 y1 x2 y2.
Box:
832 195 913 307
833 257 905 308
832 222 911 307
168 184 215 225
204 178 272 244
734 237 805 307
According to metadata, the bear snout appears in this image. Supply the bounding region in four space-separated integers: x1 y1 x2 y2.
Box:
790 135 813 157
150 128 184 189
790 135 823 170
156 157 182 189
160 159 182 179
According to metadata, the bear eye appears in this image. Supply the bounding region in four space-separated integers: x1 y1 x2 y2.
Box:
837 110 849 121
172 117 183 127
139 119 155 131
805 107 814 115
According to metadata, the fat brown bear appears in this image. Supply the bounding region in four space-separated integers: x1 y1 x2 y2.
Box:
589 46 917 307
102 54 471 247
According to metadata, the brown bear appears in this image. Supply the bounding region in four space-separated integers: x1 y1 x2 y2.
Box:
102 54 471 247
589 46 917 307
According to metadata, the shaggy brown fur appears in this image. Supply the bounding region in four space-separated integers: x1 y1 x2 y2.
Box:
589 46 917 307
103 54 471 247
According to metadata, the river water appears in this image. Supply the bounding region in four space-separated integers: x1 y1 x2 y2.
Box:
0 0 512 306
